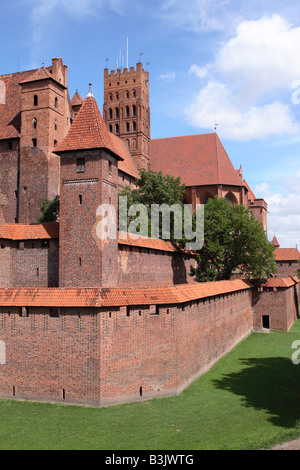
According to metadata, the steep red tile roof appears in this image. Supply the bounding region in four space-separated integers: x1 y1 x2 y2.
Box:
272 236 280 247
243 180 256 203
110 133 140 179
256 277 298 288
0 69 38 140
0 223 59 240
55 95 123 160
0 280 252 307
71 90 84 107
118 231 175 252
274 248 300 262
19 66 66 89
151 133 244 187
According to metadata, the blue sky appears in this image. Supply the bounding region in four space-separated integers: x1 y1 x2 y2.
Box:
1 0 300 248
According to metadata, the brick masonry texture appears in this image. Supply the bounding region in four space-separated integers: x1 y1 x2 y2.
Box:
0 287 253 406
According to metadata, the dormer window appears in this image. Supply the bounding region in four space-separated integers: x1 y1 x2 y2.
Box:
34 95 38 106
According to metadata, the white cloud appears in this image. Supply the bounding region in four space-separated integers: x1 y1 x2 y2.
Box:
158 72 176 81
185 81 299 140
186 14 300 140
189 64 208 79
255 174 300 248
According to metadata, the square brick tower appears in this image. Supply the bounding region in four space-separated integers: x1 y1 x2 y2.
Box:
55 86 124 287
103 62 151 171
18 58 73 223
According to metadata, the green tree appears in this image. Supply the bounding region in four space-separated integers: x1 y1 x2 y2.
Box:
37 196 60 223
187 196 277 282
119 170 186 241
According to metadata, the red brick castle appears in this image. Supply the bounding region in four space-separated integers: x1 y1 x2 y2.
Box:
0 57 298 407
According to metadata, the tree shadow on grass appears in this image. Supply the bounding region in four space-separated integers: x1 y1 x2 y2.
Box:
212 357 300 428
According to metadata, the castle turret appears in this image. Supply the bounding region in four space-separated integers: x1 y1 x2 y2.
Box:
55 85 123 287
103 62 151 171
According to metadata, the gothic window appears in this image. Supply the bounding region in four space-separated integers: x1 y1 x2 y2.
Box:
116 123 119 133
34 95 38 106
126 90 129 98
133 89 136 97
133 105 136 116
133 121 136 131
126 122 130 132
115 107 119 119
115 92 119 100
32 118 37 129
126 106 130 117
109 108 113 119
109 93 112 101
225 192 238 205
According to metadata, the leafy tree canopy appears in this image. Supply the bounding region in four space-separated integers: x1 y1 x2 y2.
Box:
37 196 60 223
119 170 186 240
187 196 277 282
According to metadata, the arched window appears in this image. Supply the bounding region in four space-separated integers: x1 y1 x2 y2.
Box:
126 122 130 132
126 106 130 117
32 118 37 129
34 95 38 106
132 89 136 97
109 108 113 119
225 192 238 205
133 121 136 131
201 192 214 204
115 107 119 119
133 105 136 116
109 93 112 101
115 123 119 133
115 92 119 100
126 90 129 99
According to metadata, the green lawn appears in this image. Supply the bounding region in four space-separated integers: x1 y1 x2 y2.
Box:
1 321 300 450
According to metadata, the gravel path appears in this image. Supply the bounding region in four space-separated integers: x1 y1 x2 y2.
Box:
271 438 300 450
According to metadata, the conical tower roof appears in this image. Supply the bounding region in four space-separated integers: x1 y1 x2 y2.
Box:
55 86 123 160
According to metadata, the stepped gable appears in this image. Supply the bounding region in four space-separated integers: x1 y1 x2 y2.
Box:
151 132 244 187
55 92 123 160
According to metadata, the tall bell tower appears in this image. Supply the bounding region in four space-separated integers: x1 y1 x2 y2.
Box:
103 62 151 171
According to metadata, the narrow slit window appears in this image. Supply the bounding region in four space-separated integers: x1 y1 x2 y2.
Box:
34 95 38 106
79 194 82 205
76 158 85 173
